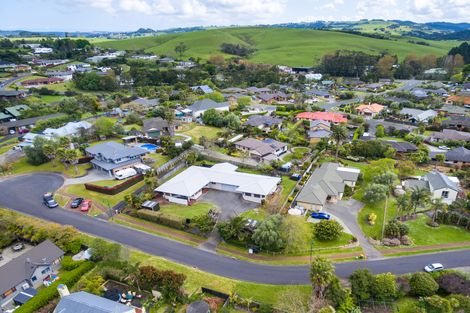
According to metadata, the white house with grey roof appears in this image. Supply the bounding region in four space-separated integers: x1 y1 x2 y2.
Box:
403 171 460 205
399 108 437 124
85 142 147 176
187 99 230 118
54 289 138 313
155 162 281 205
234 138 287 162
0 240 64 307
43 121 92 137
295 162 360 211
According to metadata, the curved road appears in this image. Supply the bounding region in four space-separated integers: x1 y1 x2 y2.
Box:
0 173 469 285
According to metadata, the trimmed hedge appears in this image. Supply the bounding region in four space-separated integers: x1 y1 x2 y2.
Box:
61 255 85 271
136 209 184 230
85 174 143 195
15 261 95 313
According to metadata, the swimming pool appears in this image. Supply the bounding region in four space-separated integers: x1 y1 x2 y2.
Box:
140 143 159 152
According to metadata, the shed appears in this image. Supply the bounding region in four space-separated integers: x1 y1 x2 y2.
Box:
142 200 160 211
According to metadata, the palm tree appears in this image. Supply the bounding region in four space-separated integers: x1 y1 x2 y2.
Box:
396 193 410 219
123 262 141 291
42 144 57 167
410 187 430 215
56 148 67 169
331 124 348 159
65 149 79 174
431 198 447 223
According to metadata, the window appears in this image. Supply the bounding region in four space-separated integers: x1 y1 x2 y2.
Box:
41 267 50 275
441 191 449 198
31 276 37 282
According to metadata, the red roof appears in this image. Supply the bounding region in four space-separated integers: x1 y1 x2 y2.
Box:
296 111 347 123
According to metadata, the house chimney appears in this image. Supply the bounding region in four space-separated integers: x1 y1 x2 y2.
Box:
57 284 70 298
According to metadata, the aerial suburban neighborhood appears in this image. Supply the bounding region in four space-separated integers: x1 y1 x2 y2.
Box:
0 2 470 313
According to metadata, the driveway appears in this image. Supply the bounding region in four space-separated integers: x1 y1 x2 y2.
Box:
63 169 109 186
199 190 259 221
325 199 383 259
1 173 470 283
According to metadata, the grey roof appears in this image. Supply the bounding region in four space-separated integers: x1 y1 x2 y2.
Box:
0 240 64 295
446 146 470 163
143 117 169 132
0 90 25 97
188 99 229 112
244 115 282 127
90 158 141 171
190 85 213 94
305 89 329 97
86 142 147 161
132 98 159 107
404 179 430 191
186 300 210 313
429 129 470 142
307 130 332 138
54 291 134 313
442 116 470 128
399 108 437 122
296 162 359 206
0 113 66 128
310 120 331 129
440 104 468 115
382 140 417 153
235 138 286 157
257 92 288 102
426 171 459 192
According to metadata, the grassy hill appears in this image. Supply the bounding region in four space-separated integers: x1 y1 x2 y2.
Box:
96 27 460 67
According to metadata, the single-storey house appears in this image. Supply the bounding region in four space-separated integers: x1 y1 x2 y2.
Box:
142 117 179 138
382 140 417 153
0 113 65 136
43 121 92 137
445 95 470 106
427 129 470 143
308 129 332 143
191 85 213 94
442 116 470 129
44 71 74 81
438 104 468 116
310 120 331 131
355 103 385 119
18 133 52 148
246 87 271 94
403 171 460 205
444 146 470 165
0 240 64 307
257 92 289 104
296 112 347 124
155 162 281 205
187 99 230 118
243 115 282 131
0 90 26 100
243 104 276 115
234 138 287 161
399 108 437 124
21 77 63 87
131 97 159 108
0 105 29 122
54 288 138 313
295 162 360 211
85 142 148 176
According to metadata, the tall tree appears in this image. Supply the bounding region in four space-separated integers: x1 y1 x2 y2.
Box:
174 42 188 57
410 187 430 215
331 124 348 159
310 256 335 298
431 198 447 223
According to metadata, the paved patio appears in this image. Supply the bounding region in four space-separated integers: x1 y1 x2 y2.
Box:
199 190 259 221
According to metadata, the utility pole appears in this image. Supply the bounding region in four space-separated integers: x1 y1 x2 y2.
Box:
381 195 388 241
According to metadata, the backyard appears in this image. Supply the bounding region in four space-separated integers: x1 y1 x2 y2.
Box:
10 158 91 178
176 124 221 144
158 202 214 219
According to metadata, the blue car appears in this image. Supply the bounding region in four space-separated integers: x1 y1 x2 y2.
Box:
311 212 331 220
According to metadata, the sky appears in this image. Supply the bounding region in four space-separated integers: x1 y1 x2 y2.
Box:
1 0 469 32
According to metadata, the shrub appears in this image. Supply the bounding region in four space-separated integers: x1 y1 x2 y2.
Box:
15 261 95 313
448 294 470 313
363 183 388 203
85 174 143 195
419 295 453 313
191 214 215 234
371 272 397 300
314 220 343 241
384 220 409 238
409 272 439 297
61 256 85 271
136 209 184 229
436 273 470 296
349 269 374 301
367 213 377 225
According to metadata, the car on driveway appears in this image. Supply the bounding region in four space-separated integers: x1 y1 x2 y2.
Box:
424 263 444 273
311 212 331 220
80 200 92 212
70 197 84 208
43 193 58 208
11 242 24 252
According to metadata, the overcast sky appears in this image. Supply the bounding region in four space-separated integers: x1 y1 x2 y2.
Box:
1 0 469 32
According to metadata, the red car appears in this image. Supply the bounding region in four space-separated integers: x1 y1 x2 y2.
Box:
80 200 92 212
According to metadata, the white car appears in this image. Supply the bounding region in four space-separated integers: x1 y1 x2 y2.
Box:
424 263 444 273
438 146 449 150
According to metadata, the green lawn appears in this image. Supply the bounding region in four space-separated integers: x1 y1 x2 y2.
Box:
64 181 145 208
0 141 17 155
176 124 221 144
88 138 123 147
90 179 125 187
405 215 470 246
11 158 91 178
123 124 141 131
159 202 214 219
39 95 66 104
279 176 297 205
314 232 356 249
146 153 171 168
97 27 459 66
240 208 266 221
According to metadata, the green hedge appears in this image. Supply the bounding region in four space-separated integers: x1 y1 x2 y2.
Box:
15 261 95 313
85 174 143 195
61 256 85 271
136 209 184 230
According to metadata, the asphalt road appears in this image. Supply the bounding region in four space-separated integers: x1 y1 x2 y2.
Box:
1 173 469 285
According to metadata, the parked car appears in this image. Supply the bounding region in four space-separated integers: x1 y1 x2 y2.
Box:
311 212 331 220
70 197 84 208
43 193 58 208
11 242 24 252
290 173 302 181
438 146 449 150
424 263 444 273
114 168 137 180
80 200 92 212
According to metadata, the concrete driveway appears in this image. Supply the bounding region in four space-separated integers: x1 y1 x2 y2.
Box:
199 190 259 221
325 199 383 259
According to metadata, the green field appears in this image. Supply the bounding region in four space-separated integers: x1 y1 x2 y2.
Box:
159 202 214 219
97 27 460 66
405 215 470 246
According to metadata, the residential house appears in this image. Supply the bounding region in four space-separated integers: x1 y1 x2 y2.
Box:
234 138 287 162
427 129 470 143
43 121 92 137
403 171 460 205
159 57 174 63
439 104 468 116
307 120 332 143
355 103 385 119
85 141 148 176
221 87 247 94
243 104 276 115
33 47 53 54
295 162 360 211
305 89 330 98
446 95 470 106
0 113 65 136
131 97 160 108
257 92 289 104
382 140 417 154
54 287 139 313
0 104 29 122
21 77 63 87
155 162 280 205
187 99 230 118
18 133 52 148
191 85 213 94
246 87 271 94
296 112 347 124
131 54 158 60
0 90 26 100
442 116 470 129
399 108 437 124
0 240 64 307
243 115 282 132
445 147 470 165
44 71 74 81
32 59 69 67
305 73 323 81
142 117 179 138
175 108 193 123
410 88 429 99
